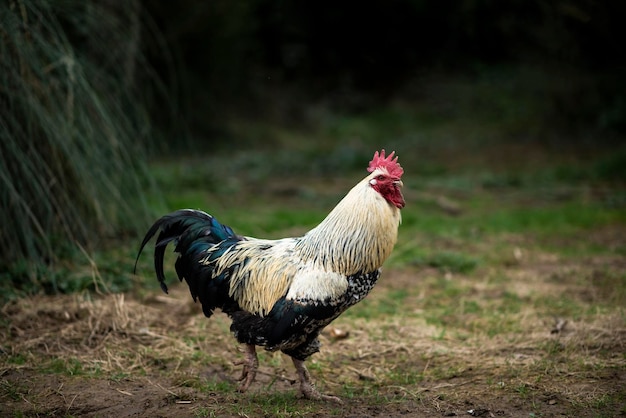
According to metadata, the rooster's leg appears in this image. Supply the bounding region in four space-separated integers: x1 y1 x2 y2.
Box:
291 357 342 403
235 344 258 392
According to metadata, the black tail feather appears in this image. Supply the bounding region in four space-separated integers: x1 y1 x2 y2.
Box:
134 209 238 296
133 215 167 274
134 209 209 293
154 231 170 293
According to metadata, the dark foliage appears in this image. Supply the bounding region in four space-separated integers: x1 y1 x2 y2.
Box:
0 1 158 289
143 0 626 121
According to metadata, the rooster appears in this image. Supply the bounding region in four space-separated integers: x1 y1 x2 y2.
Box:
134 150 405 402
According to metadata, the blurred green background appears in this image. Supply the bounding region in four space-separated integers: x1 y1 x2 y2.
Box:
1 0 625 297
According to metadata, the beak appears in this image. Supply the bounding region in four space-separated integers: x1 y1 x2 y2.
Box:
394 180 405 209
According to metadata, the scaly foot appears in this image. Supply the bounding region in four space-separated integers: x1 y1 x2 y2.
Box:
234 344 258 392
291 357 343 403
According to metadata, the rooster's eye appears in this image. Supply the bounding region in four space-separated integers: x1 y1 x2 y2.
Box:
376 175 385 181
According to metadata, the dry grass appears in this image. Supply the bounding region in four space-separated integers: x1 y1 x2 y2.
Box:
2 293 213 374
1 246 625 417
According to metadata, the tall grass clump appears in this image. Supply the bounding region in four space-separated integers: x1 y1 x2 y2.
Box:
0 1 162 292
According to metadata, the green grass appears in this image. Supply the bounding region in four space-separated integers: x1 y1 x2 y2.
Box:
4 47 626 301
40 358 84 376
8 138 621 303
0 379 27 402
410 250 478 274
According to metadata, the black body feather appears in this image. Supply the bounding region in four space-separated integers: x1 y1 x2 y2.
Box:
228 270 380 359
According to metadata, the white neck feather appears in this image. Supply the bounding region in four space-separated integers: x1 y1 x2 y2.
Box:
296 174 401 275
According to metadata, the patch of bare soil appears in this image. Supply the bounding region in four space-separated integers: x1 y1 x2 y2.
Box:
1 254 625 417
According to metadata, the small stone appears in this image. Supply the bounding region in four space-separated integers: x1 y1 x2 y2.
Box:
328 326 349 339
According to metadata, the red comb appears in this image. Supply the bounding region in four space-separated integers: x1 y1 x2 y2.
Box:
367 149 404 177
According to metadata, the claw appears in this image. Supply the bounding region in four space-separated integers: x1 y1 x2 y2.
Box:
291 357 343 404
235 344 258 392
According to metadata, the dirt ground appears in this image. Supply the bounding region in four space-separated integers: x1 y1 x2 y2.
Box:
1 260 625 417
